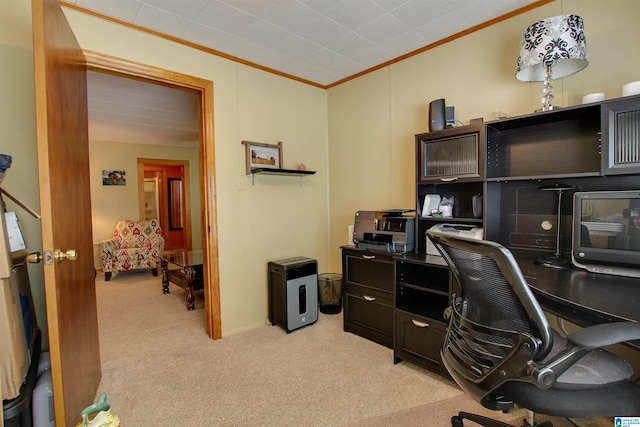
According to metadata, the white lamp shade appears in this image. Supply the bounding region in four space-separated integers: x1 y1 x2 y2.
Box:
516 14 588 82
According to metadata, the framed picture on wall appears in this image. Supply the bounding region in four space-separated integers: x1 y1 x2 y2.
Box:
102 170 127 186
241 141 282 174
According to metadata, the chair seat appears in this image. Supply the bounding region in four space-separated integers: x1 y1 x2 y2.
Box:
544 330 634 390
498 379 640 418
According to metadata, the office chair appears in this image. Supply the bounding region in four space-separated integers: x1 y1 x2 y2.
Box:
427 226 640 427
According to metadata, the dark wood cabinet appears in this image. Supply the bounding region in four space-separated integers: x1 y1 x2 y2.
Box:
341 247 395 348
601 95 640 176
394 255 451 376
341 94 640 376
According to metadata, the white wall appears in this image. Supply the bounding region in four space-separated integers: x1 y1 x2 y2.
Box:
327 0 640 271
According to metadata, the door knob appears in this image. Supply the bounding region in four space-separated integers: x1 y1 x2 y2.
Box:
54 249 78 263
27 252 43 263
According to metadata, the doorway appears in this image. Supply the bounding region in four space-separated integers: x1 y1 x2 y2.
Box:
85 51 221 339
138 159 192 252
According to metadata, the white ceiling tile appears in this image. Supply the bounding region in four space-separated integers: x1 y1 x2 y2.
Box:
351 45 397 68
238 18 294 49
276 33 323 60
357 13 410 45
293 13 350 46
327 32 376 58
306 47 349 69
195 1 255 34
77 0 553 143
181 22 237 50
392 0 453 28
134 4 193 37
372 0 414 12
298 0 342 14
324 0 386 30
141 0 209 21
75 0 141 22
255 1 320 33
414 12 467 44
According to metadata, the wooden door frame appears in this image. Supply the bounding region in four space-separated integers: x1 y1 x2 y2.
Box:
138 158 193 251
84 50 221 339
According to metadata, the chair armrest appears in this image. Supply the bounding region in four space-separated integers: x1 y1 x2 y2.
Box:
530 322 640 389
147 236 165 258
567 322 640 349
97 239 119 252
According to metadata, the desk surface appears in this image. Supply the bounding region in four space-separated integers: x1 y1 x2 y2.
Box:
518 257 640 327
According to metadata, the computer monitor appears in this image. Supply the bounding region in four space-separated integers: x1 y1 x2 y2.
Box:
572 190 640 278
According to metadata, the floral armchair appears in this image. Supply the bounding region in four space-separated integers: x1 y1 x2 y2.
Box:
98 219 165 281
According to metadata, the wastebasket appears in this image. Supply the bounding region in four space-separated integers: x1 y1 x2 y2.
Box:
318 273 342 314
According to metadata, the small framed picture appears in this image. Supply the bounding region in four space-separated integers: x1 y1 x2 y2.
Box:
102 170 127 186
242 141 282 174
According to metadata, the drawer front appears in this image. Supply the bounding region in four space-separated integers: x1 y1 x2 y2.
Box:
394 310 448 376
344 284 394 348
344 251 394 293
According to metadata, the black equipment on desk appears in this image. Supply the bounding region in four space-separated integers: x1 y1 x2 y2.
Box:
572 190 640 278
353 210 415 253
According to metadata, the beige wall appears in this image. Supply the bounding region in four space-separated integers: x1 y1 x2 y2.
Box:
62 8 330 336
0 0 48 348
327 0 640 270
2 0 640 343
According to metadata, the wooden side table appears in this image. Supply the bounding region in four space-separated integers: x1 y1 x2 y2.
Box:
161 250 203 310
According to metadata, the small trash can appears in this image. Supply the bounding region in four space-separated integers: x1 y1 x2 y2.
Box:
318 273 342 314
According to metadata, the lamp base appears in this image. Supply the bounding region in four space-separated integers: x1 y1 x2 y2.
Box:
534 105 563 113
535 255 569 269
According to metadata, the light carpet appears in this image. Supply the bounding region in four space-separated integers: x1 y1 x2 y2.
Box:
93 270 613 426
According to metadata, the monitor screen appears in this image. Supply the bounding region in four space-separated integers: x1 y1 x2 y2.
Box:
572 190 640 277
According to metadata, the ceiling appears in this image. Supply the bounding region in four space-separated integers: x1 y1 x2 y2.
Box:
72 0 543 147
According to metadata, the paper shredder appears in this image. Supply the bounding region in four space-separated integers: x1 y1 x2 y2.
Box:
268 257 318 332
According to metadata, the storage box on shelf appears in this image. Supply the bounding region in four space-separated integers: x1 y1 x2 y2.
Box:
341 246 395 348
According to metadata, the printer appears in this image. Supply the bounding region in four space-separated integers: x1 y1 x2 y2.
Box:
353 210 415 253
426 223 484 257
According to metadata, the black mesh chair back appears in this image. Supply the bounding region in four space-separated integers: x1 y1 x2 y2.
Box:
427 225 640 420
428 227 552 410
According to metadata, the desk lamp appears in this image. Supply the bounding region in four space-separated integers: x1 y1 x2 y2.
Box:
516 15 588 111
536 183 575 268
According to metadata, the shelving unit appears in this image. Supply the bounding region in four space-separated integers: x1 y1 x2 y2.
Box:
249 168 315 185
400 94 640 375
394 254 450 376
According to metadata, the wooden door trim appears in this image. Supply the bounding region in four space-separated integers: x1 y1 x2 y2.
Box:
84 50 221 339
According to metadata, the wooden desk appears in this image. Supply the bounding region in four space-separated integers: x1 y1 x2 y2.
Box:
517 257 640 349
161 250 203 311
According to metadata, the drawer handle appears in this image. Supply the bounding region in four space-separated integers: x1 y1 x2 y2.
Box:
362 255 376 260
411 319 429 328
363 295 376 302
440 177 458 182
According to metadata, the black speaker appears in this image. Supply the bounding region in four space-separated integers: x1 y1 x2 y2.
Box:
429 98 446 131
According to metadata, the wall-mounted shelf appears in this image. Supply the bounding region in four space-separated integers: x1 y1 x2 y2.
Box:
250 168 316 185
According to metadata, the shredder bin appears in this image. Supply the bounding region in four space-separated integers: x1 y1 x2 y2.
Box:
268 257 318 332
318 273 342 314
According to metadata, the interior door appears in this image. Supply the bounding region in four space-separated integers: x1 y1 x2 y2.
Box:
32 0 101 425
